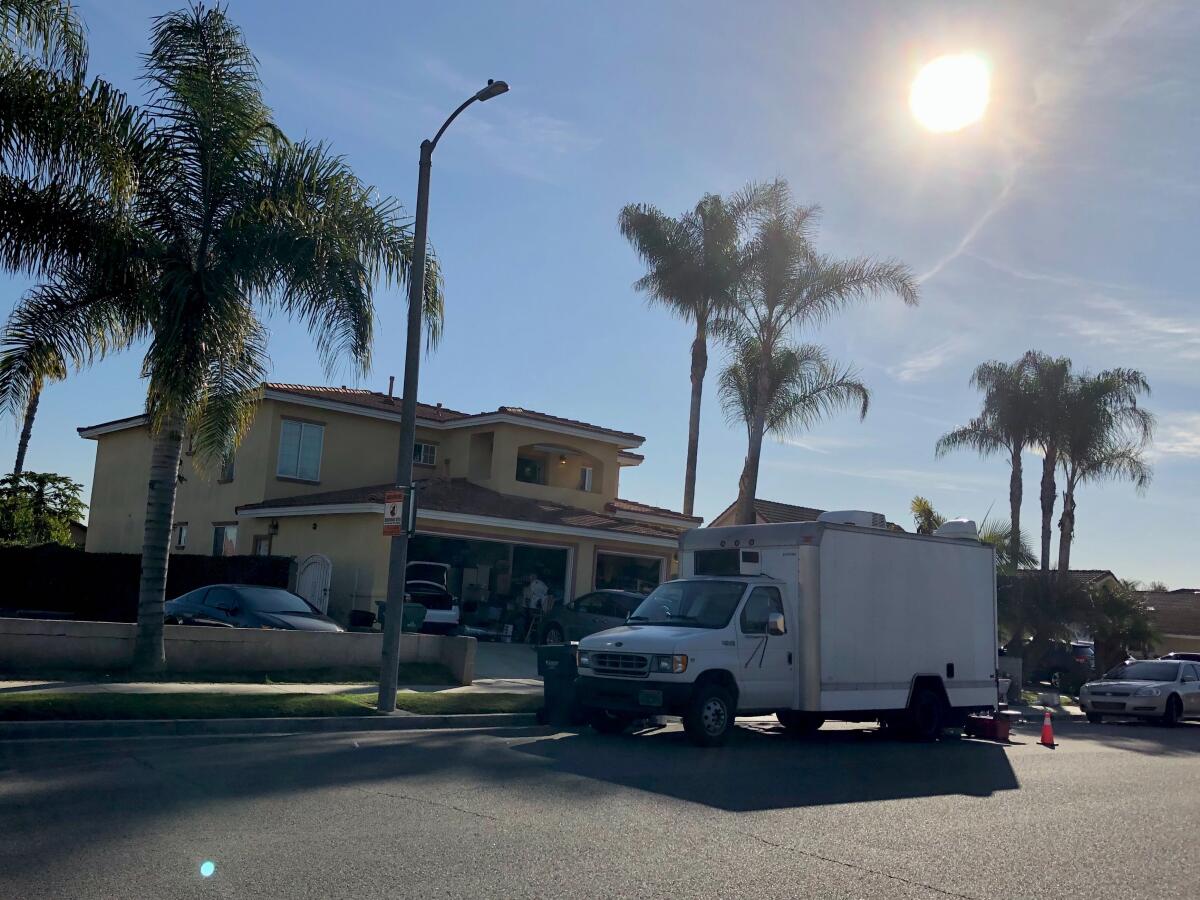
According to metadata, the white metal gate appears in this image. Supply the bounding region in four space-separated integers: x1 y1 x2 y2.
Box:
296 553 332 614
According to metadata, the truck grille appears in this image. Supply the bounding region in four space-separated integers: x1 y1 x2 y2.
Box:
593 652 649 678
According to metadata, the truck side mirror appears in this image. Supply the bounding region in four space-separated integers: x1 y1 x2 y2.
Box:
767 612 786 636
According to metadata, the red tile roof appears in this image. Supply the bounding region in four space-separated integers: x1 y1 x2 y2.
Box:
82 383 645 444
238 478 680 543
264 383 469 422
1141 591 1200 638
607 498 702 524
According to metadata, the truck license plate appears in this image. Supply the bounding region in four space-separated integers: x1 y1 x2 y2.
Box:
638 689 663 707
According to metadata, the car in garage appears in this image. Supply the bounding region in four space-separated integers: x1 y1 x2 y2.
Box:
1080 659 1200 725
165 584 344 632
539 589 643 644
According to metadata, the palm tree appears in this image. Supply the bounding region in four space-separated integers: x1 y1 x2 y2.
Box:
1 0 86 75
1025 351 1072 571
3 1 148 471
977 516 1037 573
910 495 943 535
0 4 441 671
724 181 917 523
936 359 1038 571
1085 580 1159 673
618 194 744 517
719 336 869 493
908 494 1035 571
1056 370 1153 572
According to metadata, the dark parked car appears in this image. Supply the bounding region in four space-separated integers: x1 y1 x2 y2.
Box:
540 590 643 644
1031 640 1095 684
1160 651 1200 663
165 584 344 632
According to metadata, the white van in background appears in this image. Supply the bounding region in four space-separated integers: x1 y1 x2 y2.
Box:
576 511 998 746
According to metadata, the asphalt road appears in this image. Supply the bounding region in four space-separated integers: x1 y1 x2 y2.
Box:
2 718 1197 899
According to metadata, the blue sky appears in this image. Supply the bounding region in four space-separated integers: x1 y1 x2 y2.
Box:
3 1 1199 586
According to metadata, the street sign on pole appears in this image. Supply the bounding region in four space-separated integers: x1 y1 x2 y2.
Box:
383 486 418 537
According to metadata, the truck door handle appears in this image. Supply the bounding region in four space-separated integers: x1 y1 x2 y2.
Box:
787 652 793 665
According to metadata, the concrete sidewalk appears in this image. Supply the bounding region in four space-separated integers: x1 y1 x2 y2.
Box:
0 676 543 697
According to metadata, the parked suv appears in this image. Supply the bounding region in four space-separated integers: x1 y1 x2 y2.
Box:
540 590 643 644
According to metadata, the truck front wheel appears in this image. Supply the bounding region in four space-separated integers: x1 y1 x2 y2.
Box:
683 684 736 747
777 710 825 736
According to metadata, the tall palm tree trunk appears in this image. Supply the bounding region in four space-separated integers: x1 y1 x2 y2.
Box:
734 365 771 524
682 323 708 518
132 415 184 673
1007 447 1023 572
12 379 41 475
1038 449 1056 570
1057 482 1077 573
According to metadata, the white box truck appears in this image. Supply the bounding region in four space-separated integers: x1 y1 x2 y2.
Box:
575 511 998 746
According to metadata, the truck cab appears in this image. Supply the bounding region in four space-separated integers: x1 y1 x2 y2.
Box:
577 575 802 746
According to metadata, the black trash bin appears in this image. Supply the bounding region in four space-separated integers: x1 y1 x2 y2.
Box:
537 641 582 726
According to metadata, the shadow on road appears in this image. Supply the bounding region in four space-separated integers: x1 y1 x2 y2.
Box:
515 721 1020 811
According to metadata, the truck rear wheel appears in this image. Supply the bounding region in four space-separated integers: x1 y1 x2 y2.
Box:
683 684 735 747
776 710 824 736
904 687 947 741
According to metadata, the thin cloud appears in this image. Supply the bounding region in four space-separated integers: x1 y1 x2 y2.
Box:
1150 412 1200 459
776 435 871 455
917 162 1019 284
888 335 972 383
765 459 996 494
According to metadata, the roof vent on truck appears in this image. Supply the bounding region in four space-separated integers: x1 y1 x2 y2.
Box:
815 510 887 528
933 518 980 541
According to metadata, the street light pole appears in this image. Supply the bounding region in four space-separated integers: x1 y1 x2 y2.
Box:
378 79 509 712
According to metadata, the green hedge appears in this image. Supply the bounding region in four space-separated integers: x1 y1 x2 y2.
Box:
0 544 292 623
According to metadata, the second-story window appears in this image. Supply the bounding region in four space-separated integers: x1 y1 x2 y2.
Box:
578 466 593 492
515 456 545 485
174 522 188 549
277 419 324 481
413 442 437 466
219 451 235 483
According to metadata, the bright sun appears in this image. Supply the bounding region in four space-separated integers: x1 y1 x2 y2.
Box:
909 54 990 133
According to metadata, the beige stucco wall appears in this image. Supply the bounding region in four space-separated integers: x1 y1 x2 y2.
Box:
477 423 619 512
85 426 153 553
84 396 638 559
0 618 477 683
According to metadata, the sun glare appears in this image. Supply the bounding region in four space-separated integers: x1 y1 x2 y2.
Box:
909 54 990 133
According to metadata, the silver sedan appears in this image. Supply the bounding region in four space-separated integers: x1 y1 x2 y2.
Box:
1080 659 1200 726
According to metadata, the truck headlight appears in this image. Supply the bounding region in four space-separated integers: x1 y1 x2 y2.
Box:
577 650 591 669
652 654 688 674
1133 686 1161 697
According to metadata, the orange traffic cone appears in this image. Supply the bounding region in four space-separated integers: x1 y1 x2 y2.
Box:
1039 708 1056 748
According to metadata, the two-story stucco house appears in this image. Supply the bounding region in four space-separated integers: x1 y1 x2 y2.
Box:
80 383 699 626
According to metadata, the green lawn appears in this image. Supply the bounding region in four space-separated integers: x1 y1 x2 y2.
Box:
0 691 540 721
0 662 456 686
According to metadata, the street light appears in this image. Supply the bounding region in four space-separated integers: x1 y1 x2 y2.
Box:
377 79 509 712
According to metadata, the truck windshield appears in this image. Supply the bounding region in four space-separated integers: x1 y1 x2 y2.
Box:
628 580 746 629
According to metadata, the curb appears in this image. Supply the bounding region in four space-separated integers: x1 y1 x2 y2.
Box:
0 712 542 740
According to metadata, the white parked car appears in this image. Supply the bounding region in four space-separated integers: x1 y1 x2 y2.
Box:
1080 659 1200 726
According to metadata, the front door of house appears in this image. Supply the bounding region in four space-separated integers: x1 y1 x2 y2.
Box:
734 585 794 710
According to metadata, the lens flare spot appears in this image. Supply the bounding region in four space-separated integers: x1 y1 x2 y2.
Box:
199 860 216 878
